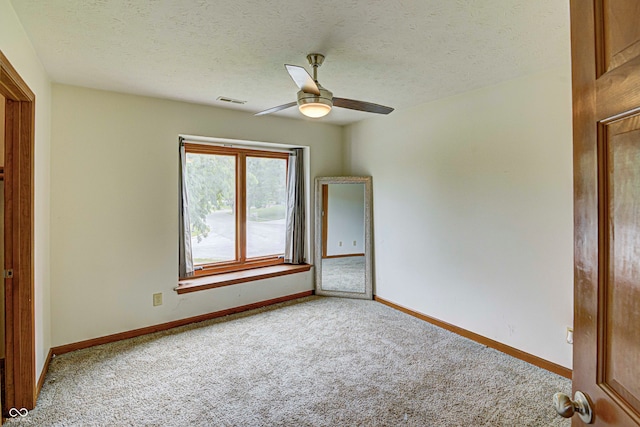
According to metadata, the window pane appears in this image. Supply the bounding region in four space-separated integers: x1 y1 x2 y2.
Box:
185 152 236 264
246 156 287 258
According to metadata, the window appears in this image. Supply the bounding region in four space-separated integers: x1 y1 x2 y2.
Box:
183 143 289 275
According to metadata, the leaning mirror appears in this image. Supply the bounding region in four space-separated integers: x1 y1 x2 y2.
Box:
315 176 372 299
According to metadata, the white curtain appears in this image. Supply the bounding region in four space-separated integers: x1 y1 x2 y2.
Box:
284 148 306 264
178 141 194 277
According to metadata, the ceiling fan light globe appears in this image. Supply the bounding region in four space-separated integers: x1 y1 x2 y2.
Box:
299 102 332 118
297 87 333 118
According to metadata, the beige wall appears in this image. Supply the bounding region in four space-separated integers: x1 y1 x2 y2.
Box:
51 85 343 347
344 67 574 368
0 0 52 380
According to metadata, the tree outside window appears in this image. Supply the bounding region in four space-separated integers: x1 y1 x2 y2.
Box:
184 144 288 272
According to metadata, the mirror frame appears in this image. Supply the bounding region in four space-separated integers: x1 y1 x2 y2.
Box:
314 176 373 299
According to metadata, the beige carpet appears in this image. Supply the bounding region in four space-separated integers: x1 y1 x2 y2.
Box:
321 256 366 293
8 296 570 426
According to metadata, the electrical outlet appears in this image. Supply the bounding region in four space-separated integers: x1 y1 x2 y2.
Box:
353 240 356 246
153 293 163 307
566 327 573 344
339 241 342 247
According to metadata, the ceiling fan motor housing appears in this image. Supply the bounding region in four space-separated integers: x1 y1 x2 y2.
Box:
297 86 333 108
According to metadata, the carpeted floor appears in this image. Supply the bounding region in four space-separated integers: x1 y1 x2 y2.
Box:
321 256 366 293
7 296 570 426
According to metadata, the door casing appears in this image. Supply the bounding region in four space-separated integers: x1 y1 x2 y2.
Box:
0 50 36 413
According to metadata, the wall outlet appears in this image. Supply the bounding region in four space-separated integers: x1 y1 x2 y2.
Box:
566 327 573 344
339 241 342 247
353 240 356 246
153 292 163 307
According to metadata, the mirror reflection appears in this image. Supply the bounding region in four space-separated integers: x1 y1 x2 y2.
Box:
321 183 366 293
315 176 372 299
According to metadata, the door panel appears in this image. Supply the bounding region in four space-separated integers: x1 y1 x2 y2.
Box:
571 0 640 425
602 118 640 414
601 1 640 73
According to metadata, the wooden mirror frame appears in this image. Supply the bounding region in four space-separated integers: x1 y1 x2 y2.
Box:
314 176 373 299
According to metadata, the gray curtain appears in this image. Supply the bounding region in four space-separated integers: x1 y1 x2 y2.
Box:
284 148 306 264
178 141 194 277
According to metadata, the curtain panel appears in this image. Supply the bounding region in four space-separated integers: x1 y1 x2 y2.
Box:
178 141 195 277
284 148 306 264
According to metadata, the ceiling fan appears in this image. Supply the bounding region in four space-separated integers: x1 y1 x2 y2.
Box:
255 53 394 118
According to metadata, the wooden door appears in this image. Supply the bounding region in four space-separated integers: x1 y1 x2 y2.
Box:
571 1 640 425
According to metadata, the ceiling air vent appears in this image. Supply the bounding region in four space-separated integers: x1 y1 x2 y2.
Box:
216 96 247 105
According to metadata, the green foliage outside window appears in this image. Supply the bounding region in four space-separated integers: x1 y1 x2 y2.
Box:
185 153 286 243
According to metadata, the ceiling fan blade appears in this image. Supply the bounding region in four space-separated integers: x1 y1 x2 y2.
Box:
333 97 394 115
285 64 320 95
254 101 297 116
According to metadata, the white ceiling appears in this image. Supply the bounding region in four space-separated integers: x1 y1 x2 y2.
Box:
10 0 570 125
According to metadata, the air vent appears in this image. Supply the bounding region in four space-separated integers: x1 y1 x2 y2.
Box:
216 96 247 105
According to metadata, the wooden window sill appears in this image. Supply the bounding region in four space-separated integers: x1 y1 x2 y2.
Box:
175 264 312 294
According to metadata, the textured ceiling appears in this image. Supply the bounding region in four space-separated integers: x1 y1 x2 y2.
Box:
10 0 570 125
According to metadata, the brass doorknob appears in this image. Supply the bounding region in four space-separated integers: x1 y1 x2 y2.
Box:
553 391 593 424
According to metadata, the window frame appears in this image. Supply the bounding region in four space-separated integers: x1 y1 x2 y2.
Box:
183 143 289 278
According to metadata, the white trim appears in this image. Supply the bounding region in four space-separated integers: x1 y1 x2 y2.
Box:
179 134 303 153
